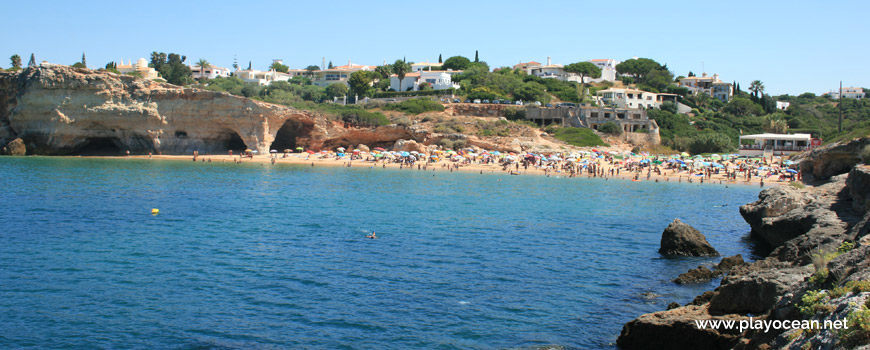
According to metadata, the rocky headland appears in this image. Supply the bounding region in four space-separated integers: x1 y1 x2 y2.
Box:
618 141 870 350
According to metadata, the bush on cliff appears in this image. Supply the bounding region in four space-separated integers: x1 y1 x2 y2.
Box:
340 109 390 127
383 98 445 115
598 121 623 135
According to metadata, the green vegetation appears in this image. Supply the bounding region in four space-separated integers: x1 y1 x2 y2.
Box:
798 290 834 316
10 54 22 70
149 51 192 86
841 297 870 346
269 61 289 73
551 127 609 147
597 121 623 135
382 98 445 115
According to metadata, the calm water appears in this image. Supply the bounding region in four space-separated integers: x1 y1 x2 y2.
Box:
0 157 761 349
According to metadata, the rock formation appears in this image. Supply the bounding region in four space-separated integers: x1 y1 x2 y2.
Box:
619 138 870 350
795 138 870 181
0 65 429 156
659 219 720 257
0 137 25 155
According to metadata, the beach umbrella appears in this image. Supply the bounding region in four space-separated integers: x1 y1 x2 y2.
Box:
252 150 259 154
783 160 794 165
296 147 304 151
270 149 277 153
374 147 386 151
307 150 315 154
283 149 292 153
337 153 345 157
337 147 346 151
244 149 252 153
680 152 690 157
401 152 410 157
786 169 798 174
374 153 384 158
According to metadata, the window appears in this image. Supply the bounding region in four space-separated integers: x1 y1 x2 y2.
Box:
590 112 599 118
618 113 625 119
604 113 611 119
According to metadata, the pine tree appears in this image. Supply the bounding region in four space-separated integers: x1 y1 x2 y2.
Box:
247 61 252 70
232 55 238 70
81 52 87 67
474 50 479 62
438 54 442 64
27 53 36 67
328 61 333 69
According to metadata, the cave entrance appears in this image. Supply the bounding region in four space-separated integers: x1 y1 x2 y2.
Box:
223 131 247 153
76 137 124 156
269 120 300 152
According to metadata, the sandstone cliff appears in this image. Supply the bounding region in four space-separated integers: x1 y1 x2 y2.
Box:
0 65 433 156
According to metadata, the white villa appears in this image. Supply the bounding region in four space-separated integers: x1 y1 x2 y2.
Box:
311 61 376 87
235 69 291 85
596 88 680 109
513 57 619 83
190 64 231 79
776 101 791 110
587 58 620 82
512 60 542 74
411 61 442 72
738 133 813 156
824 87 866 99
678 73 733 102
390 70 460 92
116 58 159 79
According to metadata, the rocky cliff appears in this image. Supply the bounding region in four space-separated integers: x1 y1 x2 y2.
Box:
618 147 870 350
0 65 433 155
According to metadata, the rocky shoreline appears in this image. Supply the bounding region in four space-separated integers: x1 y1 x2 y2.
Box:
617 141 870 349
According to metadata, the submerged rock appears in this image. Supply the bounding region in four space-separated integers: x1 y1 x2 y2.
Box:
659 219 719 257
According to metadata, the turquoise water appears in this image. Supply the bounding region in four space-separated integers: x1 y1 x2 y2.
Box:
0 157 761 349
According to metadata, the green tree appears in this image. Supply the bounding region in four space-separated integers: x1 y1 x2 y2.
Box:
27 53 36 67
328 61 333 69
269 61 289 73
81 52 87 68
438 54 442 63
764 114 789 133
723 97 764 117
563 61 602 88
348 70 374 97
232 56 238 70
375 64 392 80
513 82 549 103
304 65 320 78
150 52 167 68
615 58 664 82
598 121 623 135
196 58 210 80
474 50 479 62
442 56 471 70
689 133 733 154
749 80 765 98
10 54 21 69
392 59 411 92
72 62 87 69
325 83 348 100
151 52 192 85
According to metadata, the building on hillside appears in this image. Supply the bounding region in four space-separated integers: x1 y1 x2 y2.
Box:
512 61 542 74
389 70 460 91
596 88 679 109
528 57 583 83
234 69 291 85
411 61 442 72
587 59 620 82
190 64 231 80
116 58 160 79
824 87 866 99
524 105 659 135
738 133 812 156
678 73 733 102
310 61 376 87
776 101 791 110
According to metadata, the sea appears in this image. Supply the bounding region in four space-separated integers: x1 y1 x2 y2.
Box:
0 157 763 349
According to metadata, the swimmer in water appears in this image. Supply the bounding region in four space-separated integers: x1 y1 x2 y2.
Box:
366 231 377 239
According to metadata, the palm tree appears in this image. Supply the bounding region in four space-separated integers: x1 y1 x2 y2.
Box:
9 54 21 69
196 59 210 80
392 59 411 92
749 80 765 98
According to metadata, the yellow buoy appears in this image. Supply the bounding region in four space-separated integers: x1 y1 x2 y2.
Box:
151 208 159 215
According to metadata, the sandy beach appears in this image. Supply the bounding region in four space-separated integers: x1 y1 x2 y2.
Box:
99 153 785 187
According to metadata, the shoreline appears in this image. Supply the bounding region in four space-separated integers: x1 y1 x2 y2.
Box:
26 154 781 188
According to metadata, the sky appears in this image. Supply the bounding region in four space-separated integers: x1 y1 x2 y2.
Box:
2 0 867 95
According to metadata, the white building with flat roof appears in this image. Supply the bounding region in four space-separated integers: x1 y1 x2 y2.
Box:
738 133 812 156
310 61 376 87
390 70 460 91
116 58 159 79
678 73 733 102
596 88 679 109
190 64 231 80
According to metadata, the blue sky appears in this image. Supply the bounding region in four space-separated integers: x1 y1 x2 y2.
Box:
3 0 867 95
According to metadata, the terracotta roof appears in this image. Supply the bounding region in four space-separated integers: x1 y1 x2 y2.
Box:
588 59 612 62
390 72 421 77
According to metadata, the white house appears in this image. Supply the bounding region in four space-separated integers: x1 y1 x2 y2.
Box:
389 70 460 92
587 58 620 83
190 64 231 79
678 73 733 102
235 69 291 85
738 133 812 157
776 101 791 110
596 88 680 109
528 57 583 83
825 87 866 99
311 61 376 87
411 61 442 72
512 60 542 74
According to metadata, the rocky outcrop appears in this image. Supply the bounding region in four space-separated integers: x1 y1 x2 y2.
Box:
674 266 717 284
659 219 719 257
392 139 427 153
708 264 813 314
617 304 749 350
0 65 430 156
849 165 870 213
796 138 870 181
0 137 25 155
739 186 813 230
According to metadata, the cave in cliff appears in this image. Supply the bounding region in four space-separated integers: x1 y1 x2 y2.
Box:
74 137 124 156
270 120 305 151
222 131 247 153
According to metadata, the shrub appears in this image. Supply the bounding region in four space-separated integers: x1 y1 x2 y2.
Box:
452 139 467 149
847 280 870 294
552 127 609 147
861 145 870 165
798 290 833 316
502 107 526 121
598 121 623 135
393 116 412 127
341 109 390 127
688 133 733 154
839 241 856 253
438 138 454 149
383 98 445 115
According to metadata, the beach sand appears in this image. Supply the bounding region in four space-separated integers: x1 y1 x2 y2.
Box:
103 153 783 187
